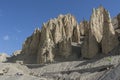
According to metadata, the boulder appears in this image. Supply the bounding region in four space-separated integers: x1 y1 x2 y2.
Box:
0 53 9 63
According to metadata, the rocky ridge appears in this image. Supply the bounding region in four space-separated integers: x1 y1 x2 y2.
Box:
9 6 119 64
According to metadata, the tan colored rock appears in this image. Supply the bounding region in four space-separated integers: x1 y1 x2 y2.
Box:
101 9 119 54
0 53 9 62
18 14 79 64
59 38 72 58
37 24 54 63
12 50 21 56
81 6 119 58
79 21 89 36
81 25 99 58
20 28 41 63
37 14 79 63
22 28 41 55
72 24 80 43
90 7 104 43
90 6 119 54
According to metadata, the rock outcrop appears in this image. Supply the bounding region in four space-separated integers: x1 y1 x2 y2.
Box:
101 8 119 54
81 26 99 58
117 13 120 28
37 14 80 63
9 6 120 64
17 14 80 64
22 28 41 55
79 21 89 36
12 50 22 56
0 53 9 62
81 6 119 58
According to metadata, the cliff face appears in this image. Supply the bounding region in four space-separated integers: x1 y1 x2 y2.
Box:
11 6 119 64
81 6 119 58
20 14 81 64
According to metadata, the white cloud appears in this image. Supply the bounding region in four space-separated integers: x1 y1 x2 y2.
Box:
3 35 10 41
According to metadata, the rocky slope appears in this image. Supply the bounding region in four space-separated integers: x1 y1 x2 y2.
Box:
1 51 120 80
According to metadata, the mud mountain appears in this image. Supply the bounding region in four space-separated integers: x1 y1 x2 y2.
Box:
8 6 120 64
2 6 120 80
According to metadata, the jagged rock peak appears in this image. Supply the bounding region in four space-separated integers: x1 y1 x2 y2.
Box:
11 6 120 64
90 6 106 43
40 14 79 43
79 20 89 36
33 28 40 34
81 6 119 58
37 14 80 63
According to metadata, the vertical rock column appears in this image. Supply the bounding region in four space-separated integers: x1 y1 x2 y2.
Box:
102 9 119 54
37 24 54 63
81 23 99 58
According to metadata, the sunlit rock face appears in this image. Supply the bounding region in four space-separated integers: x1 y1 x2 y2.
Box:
22 28 41 55
37 14 80 63
81 6 119 58
112 13 120 41
92 6 119 54
79 21 90 36
20 28 41 63
0 53 9 62
9 6 119 64
81 23 99 58
101 7 119 54
20 14 80 64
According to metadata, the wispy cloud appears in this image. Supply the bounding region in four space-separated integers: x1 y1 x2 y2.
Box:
3 35 10 41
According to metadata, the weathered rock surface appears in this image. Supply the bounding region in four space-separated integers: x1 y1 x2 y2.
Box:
37 24 54 63
117 13 120 29
90 7 104 43
79 21 89 36
72 24 80 43
101 8 119 54
37 14 80 63
22 28 41 55
8 6 120 64
15 14 80 64
81 6 119 58
12 50 21 56
0 53 9 63
81 25 99 58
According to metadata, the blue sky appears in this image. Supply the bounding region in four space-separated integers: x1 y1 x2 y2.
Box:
0 0 120 55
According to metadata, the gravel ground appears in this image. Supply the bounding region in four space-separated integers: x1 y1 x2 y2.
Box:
0 52 120 80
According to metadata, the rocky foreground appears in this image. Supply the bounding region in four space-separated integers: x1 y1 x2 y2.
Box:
1 6 120 80
1 51 120 80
